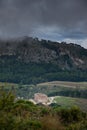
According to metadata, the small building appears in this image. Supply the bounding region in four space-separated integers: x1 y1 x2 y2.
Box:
34 93 49 105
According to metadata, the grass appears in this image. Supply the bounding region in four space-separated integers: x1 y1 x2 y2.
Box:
38 81 87 89
0 81 87 89
53 96 87 111
54 96 76 108
0 82 18 88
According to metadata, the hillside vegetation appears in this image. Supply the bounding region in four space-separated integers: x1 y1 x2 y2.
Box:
0 90 87 130
0 37 87 84
0 81 87 111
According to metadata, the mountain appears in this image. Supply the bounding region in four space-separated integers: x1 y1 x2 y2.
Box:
0 36 87 84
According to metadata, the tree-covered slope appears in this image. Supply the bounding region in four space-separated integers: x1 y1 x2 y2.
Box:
0 37 87 84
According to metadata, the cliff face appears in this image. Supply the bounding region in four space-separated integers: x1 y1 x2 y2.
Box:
0 37 87 70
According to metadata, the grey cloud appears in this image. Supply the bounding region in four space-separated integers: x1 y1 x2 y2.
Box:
0 0 87 40
39 0 87 28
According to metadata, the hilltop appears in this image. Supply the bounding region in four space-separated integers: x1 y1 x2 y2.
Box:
0 37 87 84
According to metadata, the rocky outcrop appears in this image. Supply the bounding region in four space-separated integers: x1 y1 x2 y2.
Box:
0 37 87 70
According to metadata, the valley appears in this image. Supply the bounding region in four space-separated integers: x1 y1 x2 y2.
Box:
0 81 87 111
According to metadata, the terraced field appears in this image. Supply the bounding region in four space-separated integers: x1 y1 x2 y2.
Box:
38 81 87 89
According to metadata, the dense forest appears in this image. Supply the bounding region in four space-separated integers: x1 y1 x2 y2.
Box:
0 55 87 84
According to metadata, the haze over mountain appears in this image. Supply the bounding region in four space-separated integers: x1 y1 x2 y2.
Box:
0 37 87 84
0 0 87 48
0 37 87 70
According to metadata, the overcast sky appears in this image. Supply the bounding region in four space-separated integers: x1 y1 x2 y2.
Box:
0 0 87 48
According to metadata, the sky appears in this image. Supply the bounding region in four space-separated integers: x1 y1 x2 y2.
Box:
0 0 87 48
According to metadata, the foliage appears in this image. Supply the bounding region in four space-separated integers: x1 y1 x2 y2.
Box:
0 56 87 85
0 90 87 130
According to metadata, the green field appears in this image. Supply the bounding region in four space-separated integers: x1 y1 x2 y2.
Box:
53 96 87 111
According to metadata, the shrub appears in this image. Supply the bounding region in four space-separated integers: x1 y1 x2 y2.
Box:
41 115 65 130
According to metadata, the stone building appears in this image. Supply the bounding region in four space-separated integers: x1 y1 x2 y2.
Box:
34 93 49 104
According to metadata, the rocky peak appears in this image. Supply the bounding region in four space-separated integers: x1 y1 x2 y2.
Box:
0 37 87 70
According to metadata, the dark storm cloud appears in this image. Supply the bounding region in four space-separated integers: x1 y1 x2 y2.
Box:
0 0 87 41
38 0 87 30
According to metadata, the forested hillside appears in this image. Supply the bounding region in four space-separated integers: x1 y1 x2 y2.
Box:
0 37 87 84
